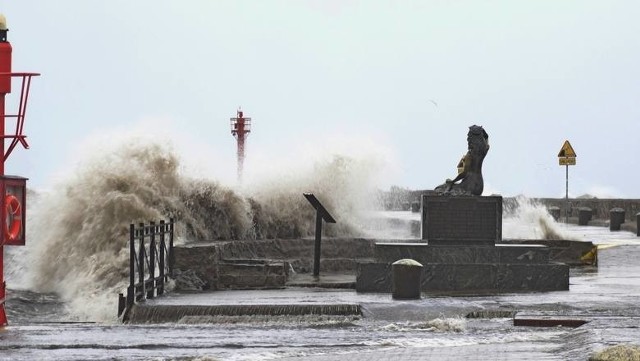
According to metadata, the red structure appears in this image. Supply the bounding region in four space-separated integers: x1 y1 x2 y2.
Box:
0 16 40 326
230 109 251 184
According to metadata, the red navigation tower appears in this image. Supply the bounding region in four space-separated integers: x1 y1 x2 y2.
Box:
0 15 40 326
230 109 251 184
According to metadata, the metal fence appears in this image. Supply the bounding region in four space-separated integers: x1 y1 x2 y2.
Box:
118 218 174 320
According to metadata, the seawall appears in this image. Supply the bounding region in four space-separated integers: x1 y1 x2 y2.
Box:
395 190 640 222
533 198 640 222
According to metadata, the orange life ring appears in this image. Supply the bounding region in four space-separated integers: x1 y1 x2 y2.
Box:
5 194 22 242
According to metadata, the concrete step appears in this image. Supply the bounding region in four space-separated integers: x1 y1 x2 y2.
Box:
127 303 362 323
224 256 373 274
286 272 356 289
219 260 287 275
217 261 287 290
514 311 588 327
287 257 372 273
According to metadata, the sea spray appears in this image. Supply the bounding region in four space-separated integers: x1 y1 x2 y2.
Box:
22 138 383 321
380 317 466 333
248 155 379 238
27 142 183 321
503 196 575 240
180 179 255 240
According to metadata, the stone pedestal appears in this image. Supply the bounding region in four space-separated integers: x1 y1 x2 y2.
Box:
421 195 501 245
357 242 569 293
356 194 570 295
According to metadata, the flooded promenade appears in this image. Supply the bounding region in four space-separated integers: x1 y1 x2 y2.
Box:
2 222 639 360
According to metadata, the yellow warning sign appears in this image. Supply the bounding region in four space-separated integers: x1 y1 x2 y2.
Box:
559 157 576 166
557 140 577 157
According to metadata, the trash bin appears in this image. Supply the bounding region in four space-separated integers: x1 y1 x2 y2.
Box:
392 259 423 300
578 207 592 226
547 206 561 221
609 208 625 231
411 201 420 213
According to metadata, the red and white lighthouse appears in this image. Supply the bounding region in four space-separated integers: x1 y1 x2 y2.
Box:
0 14 40 326
230 109 251 184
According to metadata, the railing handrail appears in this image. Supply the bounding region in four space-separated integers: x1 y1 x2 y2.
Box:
119 218 174 320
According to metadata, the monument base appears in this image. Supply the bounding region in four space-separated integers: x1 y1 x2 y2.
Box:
355 242 570 294
356 261 569 294
374 243 551 264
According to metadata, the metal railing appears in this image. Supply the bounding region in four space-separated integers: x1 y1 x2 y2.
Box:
118 218 174 320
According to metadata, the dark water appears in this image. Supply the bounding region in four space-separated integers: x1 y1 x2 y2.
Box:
3 205 640 360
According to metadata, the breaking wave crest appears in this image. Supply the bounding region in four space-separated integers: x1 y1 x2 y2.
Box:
380 317 466 333
21 138 383 321
503 196 574 240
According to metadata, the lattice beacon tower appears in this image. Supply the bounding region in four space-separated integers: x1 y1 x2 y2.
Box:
230 109 251 184
0 14 40 327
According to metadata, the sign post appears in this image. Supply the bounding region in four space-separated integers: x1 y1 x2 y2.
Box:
557 140 577 224
303 193 336 277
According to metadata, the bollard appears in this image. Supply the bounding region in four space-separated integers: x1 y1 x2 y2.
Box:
411 201 420 213
392 259 423 300
547 206 561 221
578 207 592 226
637 212 640 237
609 208 625 231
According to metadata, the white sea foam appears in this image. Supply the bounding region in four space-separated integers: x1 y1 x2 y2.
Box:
380 317 466 333
503 196 575 240
11 134 388 322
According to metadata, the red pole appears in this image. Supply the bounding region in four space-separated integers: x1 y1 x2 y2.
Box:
0 33 9 327
0 18 37 326
0 92 6 328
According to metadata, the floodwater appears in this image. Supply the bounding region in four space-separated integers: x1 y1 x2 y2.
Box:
2 220 640 360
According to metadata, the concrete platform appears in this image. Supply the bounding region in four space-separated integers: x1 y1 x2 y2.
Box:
118 243 640 360
374 242 551 264
358 242 569 294
356 261 569 293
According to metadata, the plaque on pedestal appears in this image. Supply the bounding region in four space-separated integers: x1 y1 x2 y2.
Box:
421 195 502 245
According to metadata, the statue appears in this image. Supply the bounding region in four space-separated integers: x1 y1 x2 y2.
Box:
435 125 489 196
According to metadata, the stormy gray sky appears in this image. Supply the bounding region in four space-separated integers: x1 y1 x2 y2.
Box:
3 1 640 197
